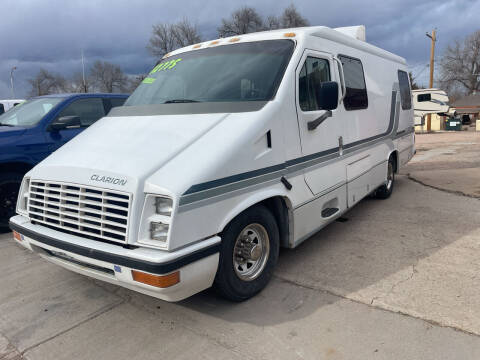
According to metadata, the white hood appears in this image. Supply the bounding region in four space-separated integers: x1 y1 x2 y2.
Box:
31 113 228 193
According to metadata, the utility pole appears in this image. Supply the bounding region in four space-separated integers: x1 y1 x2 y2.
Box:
426 29 437 131
81 50 87 93
10 66 17 99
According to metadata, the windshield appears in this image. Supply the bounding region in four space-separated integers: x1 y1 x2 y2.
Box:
125 40 294 106
0 97 63 127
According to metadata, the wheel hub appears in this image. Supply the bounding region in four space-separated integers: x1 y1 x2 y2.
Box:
233 223 270 281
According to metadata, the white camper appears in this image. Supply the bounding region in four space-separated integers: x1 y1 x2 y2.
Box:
412 88 449 126
0 99 25 114
10 26 415 302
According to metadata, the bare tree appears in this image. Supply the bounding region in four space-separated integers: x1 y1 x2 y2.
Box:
171 18 202 47
147 24 176 58
265 15 280 30
439 30 480 95
28 69 68 96
408 71 420 90
89 61 129 93
218 7 264 37
66 72 91 93
280 4 309 28
128 74 147 92
147 19 202 58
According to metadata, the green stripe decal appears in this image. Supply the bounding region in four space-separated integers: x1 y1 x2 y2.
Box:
142 77 156 84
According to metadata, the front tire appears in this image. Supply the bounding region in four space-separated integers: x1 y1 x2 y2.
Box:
0 172 23 228
214 205 279 301
375 156 395 199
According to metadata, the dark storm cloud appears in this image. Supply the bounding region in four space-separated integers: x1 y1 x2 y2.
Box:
1 0 479 98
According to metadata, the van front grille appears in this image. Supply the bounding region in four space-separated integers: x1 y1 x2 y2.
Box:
27 180 131 244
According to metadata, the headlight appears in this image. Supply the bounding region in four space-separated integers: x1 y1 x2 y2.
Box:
16 177 30 216
150 221 169 241
155 197 172 216
137 194 174 249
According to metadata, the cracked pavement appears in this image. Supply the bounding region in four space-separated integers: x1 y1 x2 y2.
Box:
2 132 480 359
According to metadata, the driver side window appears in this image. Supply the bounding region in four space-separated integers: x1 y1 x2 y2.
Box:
56 98 106 127
299 57 331 111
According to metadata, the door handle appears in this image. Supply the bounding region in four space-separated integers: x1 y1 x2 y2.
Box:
338 136 343 156
307 110 332 131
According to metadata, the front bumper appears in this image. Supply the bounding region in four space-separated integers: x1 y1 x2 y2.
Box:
9 215 220 302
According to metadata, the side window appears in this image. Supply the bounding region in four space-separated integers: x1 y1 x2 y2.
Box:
57 98 106 127
338 55 368 111
398 70 412 110
299 57 331 111
103 97 127 114
109 98 126 108
0 104 4 115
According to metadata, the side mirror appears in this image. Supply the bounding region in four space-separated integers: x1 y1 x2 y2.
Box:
316 81 339 111
49 116 81 131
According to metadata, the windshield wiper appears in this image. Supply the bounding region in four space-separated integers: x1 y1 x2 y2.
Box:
163 99 200 104
0 123 15 127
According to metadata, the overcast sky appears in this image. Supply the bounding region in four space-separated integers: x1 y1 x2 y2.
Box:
1 0 479 99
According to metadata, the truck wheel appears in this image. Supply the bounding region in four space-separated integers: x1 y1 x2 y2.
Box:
375 156 395 199
0 172 23 228
214 205 279 301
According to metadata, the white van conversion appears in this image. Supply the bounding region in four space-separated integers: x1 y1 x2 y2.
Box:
10 26 415 302
0 99 25 114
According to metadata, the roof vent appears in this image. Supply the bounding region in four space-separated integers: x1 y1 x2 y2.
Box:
334 25 366 41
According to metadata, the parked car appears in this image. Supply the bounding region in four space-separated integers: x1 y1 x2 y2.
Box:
0 99 25 114
0 93 128 227
10 26 414 302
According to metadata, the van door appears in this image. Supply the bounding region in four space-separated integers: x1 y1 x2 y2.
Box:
295 50 346 198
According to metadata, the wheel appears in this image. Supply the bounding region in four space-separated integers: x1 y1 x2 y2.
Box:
375 156 395 199
0 172 24 228
214 205 279 301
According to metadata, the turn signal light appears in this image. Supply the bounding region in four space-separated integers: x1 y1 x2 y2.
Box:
13 231 22 242
131 270 180 288
284 32 296 37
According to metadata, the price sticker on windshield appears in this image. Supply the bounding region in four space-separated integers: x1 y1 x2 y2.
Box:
149 58 182 75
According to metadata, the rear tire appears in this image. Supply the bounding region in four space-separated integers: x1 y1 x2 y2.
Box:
375 156 395 199
214 205 279 301
0 172 23 228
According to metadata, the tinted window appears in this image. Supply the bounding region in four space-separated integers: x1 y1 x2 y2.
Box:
299 57 331 111
0 104 4 115
398 70 412 110
125 40 294 106
417 93 431 102
338 55 368 110
57 98 105 127
109 98 126 108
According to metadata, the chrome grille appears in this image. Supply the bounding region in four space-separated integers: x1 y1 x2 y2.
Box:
28 180 131 244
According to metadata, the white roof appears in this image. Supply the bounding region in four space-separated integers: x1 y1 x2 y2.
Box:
166 25 406 65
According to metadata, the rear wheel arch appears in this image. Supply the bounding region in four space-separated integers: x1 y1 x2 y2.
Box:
389 150 399 173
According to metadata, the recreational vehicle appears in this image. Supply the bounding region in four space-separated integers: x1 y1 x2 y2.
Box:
9 26 415 302
412 88 449 126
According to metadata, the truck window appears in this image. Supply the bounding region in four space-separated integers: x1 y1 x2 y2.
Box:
299 57 331 111
109 98 126 108
0 104 4 115
57 98 106 127
398 70 412 110
338 55 368 111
